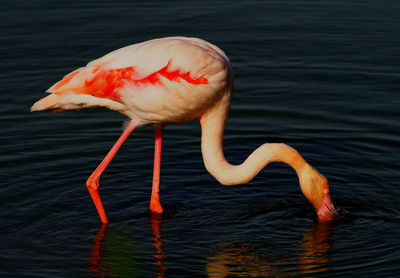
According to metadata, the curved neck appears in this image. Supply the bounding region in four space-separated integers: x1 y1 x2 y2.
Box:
199 103 306 185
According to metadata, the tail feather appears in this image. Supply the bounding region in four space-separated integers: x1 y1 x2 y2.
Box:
47 68 83 94
31 67 89 112
31 94 61 111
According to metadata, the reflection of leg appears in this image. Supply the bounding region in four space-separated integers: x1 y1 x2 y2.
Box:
150 127 164 214
88 224 107 271
150 214 167 278
86 120 137 223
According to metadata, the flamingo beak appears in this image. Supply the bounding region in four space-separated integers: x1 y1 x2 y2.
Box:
317 194 338 222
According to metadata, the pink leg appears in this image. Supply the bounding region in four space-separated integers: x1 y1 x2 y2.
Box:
86 120 137 223
150 127 164 214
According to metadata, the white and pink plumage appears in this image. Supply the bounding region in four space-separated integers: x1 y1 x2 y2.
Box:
32 36 337 223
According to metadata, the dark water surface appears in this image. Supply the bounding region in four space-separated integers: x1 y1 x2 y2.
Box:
1 0 400 277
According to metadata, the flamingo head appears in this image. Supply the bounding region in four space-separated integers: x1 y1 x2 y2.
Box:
299 164 338 222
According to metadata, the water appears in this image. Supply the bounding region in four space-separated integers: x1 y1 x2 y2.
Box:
1 0 400 276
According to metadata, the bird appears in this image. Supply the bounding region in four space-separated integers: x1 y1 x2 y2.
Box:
31 36 337 223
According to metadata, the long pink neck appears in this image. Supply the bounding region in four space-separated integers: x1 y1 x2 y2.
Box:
199 100 306 185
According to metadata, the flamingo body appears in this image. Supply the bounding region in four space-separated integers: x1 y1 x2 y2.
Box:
33 37 231 126
32 37 337 223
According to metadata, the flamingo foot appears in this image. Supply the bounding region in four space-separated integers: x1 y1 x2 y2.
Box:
87 186 109 224
150 194 164 214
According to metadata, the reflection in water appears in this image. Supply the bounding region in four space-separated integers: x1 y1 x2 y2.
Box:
206 221 335 277
88 215 167 277
150 214 168 278
297 221 334 274
88 217 333 277
88 224 138 277
88 224 107 276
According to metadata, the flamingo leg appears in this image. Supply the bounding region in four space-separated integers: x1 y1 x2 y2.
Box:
150 126 164 214
86 120 137 223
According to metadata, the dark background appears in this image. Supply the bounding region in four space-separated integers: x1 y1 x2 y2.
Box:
1 0 399 276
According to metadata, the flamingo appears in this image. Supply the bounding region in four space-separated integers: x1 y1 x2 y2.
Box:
31 37 337 223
